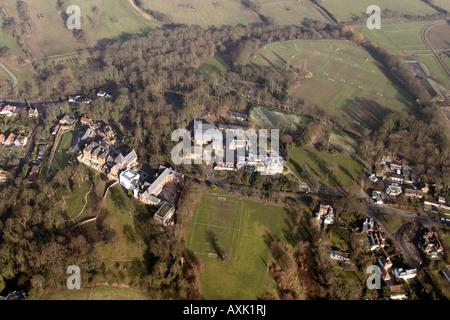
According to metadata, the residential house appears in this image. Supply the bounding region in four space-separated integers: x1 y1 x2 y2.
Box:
217 123 248 134
28 107 38 118
80 117 93 126
4 133 15 146
59 115 76 126
0 169 7 184
0 133 5 144
393 268 417 281
110 150 138 176
420 231 444 258
316 204 333 220
0 105 17 117
368 230 385 251
330 250 350 262
97 91 112 99
154 202 175 226
14 135 28 147
404 188 424 199
388 284 407 300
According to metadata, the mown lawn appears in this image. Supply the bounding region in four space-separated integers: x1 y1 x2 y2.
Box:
185 194 304 299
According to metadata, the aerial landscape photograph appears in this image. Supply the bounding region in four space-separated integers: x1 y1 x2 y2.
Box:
0 0 449 313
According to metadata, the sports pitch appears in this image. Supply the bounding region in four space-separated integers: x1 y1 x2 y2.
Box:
250 40 410 115
186 195 294 299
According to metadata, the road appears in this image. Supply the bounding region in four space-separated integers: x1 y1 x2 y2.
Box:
422 20 450 77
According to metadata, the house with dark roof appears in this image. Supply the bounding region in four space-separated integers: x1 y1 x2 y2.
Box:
154 202 175 226
231 111 248 121
139 167 183 205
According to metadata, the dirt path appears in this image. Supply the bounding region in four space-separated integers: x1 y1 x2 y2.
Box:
0 61 18 89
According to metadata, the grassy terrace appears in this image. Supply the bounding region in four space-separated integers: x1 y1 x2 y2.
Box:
185 194 305 299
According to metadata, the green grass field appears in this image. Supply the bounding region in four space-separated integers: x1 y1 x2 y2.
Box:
47 129 75 178
320 0 438 22
249 105 308 132
185 194 297 299
99 186 143 262
327 130 357 154
250 40 410 116
63 178 93 221
198 53 230 76
287 146 363 187
40 285 149 300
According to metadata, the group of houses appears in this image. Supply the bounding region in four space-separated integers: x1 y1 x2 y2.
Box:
361 218 387 251
76 118 184 226
67 91 112 104
0 132 28 147
419 230 445 259
372 155 427 203
0 104 39 119
185 121 284 176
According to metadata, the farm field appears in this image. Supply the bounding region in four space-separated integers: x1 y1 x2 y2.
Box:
320 0 438 22
40 285 149 300
250 40 410 116
287 146 363 188
249 105 309 132
185 194 296 299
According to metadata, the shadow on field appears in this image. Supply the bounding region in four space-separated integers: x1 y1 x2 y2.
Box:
341 98 393 132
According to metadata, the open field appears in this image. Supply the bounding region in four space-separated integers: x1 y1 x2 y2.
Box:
249 105 308 132
64 179 93 221
426 22 450 51
251 40 410 116
40 285 149 300
320 0 438 22
185 194 298 299
258 0 327 25
198 53 230 76
64 0 150 42
0 0 85 58
138 0 258 27
99 185 143 261
287 146 363 187
0 0 150 59
327 129 357 154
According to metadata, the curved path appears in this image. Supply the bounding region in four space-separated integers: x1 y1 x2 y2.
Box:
422 20 450 77
0 61 18 89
